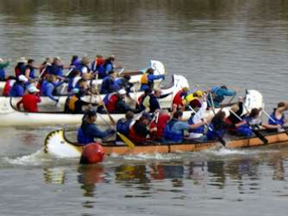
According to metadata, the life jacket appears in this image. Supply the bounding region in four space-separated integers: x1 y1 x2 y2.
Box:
206 124 225 141
0 68 6 80
2 79 15 96
209 86 223 103
269 111 285 126
25 65 36 79
100 76 114 94
236 124 253 137
163 119 183 142
188 116 205 133
155 114 170 139
15 63 26 77
140 73 149 84
173 90 185 107
106 94 119 112
67 95 79 111
77 127 94 145
116 118 132 136
129 121 147 144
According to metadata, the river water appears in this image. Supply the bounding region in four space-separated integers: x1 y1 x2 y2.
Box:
1 0 288 215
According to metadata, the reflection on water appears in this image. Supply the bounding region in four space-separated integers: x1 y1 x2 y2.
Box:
42 149 288 199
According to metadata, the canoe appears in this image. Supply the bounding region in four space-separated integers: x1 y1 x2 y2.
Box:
0 89 263 127
0 60 165 94
44 127 288 158
1 74 189 109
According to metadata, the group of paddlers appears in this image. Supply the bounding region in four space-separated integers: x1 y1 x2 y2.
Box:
1 55 287 146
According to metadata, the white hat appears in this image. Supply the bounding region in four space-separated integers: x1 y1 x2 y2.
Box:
28 86 39 93
18 75 28 82
18 57 27 63
119 89 126 95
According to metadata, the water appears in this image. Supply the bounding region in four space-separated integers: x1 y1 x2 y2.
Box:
1 0 288 215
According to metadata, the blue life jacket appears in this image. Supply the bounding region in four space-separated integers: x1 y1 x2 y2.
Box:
47 65 64 77
0 68 6 80
10 83 25 97
116 118 132 136
236 124 253 137
269 112 285 126
100 76 115 94
163 119 183 142
25 66 36 79
188 116 205 133
77 128 94 145
206 124 225 140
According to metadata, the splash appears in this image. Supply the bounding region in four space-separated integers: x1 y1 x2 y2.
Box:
5 149 53 166
203 147 280 156
123 153 182 161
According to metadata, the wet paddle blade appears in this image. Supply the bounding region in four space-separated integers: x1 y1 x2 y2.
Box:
252 129 268 144
117 132 135 149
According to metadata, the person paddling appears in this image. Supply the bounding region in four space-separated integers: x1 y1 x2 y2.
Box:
140 68 165 91
265 101 288 132
0 57 11 81
77 109 115 145
208 85 236 108
115 111 134 144
16 85 41 112
9 75 29 97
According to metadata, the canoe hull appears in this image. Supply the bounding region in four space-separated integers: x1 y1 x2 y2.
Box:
44 128 288 158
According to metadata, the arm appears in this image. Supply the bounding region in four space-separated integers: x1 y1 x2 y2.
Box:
86 125 112 139
221 88 236 96
46 84 58 101
148 74 164 81
16 99 23 110
0 61 10 69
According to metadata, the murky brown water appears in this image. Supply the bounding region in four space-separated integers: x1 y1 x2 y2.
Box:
1 0 288 215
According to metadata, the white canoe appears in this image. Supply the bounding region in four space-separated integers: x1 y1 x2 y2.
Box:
0 60 165 94
0 74 189 110
0 89 263 127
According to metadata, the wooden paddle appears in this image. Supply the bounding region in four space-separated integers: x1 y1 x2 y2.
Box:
229 108 268 144
93 89 135 149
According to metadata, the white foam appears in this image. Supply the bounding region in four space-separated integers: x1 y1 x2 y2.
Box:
6 149 54 166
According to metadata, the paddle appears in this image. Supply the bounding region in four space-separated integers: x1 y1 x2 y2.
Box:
262 109 288 136
93 88 135 149
229 108 268 144
188 105 226 146
96 113 135 149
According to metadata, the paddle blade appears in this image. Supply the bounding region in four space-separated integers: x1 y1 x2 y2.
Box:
252 129 268 144
117 132 135 149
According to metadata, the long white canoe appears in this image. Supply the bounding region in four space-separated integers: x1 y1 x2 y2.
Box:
0 60 165 94
0 89 263 127
0 74 189 109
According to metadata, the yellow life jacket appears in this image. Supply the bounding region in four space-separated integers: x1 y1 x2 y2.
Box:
140 73 149 84
68 95 79 111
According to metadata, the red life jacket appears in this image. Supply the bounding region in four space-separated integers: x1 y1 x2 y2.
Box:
22 94 41 112
129 123 147 144
2 79 15 96
155 113 170 139
173 90 184 107
106 94 119 112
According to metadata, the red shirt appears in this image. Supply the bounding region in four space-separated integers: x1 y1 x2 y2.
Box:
17 94 41 112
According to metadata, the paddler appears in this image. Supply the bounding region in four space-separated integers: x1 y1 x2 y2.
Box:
172 87 190 110
40 74 64 103
16 85 41 112
105 89 138 114
139 88 162 113
163 111 207 143
140 68 165 91
77 109 115 145
24 59 39 80
100 70 117 94
208 85 236 108
9 75 29 97
0 57 11 81
265 101 288 131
